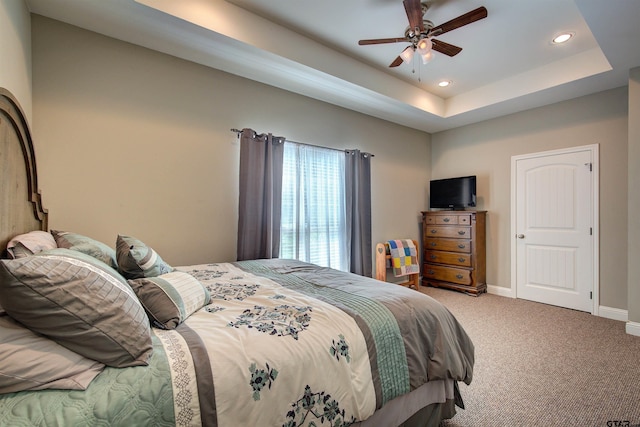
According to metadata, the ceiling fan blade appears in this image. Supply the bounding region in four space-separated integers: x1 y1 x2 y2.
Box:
431 6 487 36
359 37 408 45
389 56 404 67
431 39 463 57
403 0 424 32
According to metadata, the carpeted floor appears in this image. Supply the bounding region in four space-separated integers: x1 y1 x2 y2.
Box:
418 287 640 427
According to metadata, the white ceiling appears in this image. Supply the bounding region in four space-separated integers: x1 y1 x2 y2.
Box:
25 0 640 133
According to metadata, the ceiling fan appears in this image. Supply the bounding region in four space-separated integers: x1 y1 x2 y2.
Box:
358 0 488 67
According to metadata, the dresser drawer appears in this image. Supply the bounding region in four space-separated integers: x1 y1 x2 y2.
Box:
425 238 471 253
425 214 472 225
425 225 471 239
425 250 472 267
423 264 472 285
425 215 457 225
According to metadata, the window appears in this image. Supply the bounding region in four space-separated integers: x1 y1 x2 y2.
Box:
279 142 349 271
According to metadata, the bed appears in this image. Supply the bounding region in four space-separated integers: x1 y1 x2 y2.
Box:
0 87 474 427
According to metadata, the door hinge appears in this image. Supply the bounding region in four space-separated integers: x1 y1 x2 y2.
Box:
590 291 593 300
590 227 593 235
585 162 592 171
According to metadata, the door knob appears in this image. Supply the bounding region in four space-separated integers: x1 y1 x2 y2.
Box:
516 234 525 239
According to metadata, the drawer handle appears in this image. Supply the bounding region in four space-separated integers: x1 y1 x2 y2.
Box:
458 230 466 235
458 257 466 262
443 218 450 222
430 255 437 260
456 274 463 279
458 244 466 249
430 229 437 234
431 242 438 247
427 270 435 275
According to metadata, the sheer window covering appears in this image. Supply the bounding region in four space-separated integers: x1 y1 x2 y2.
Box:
280 143 348 271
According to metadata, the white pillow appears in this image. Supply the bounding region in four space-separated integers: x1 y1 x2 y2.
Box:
6 230 57 259
0 315 105 394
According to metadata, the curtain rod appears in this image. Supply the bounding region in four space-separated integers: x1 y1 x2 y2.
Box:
230 128 374 157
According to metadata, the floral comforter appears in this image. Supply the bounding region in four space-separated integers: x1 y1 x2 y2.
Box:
172 259 474 427
0 259 474 427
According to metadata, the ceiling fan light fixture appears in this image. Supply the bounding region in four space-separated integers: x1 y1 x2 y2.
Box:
416 37 433 55
421 50 434 64
400 46 415 63
357 2 488 70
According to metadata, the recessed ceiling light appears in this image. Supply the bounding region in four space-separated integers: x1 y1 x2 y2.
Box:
438 80 451 87
552 32 574 44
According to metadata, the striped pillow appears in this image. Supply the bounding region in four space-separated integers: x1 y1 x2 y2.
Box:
129 271 210 329
0 249 152 368
116 235 173 279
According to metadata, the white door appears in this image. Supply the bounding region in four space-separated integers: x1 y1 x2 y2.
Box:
512 145 598 313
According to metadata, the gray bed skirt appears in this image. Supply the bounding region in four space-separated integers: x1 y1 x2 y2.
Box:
355 379 459 427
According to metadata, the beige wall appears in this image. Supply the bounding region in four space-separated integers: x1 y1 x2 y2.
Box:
0 0 32 120
629 68 640 325
31 15 431 270
431 87 629 310
23 13 638 317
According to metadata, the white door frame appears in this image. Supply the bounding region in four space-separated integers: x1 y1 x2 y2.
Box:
510 144 599 315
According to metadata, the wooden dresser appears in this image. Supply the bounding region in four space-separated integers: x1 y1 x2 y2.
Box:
421 210 487 295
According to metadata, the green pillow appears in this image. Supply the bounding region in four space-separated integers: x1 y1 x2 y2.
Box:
51 230 117 269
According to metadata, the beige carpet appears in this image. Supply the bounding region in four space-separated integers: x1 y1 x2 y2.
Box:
418 287 640 427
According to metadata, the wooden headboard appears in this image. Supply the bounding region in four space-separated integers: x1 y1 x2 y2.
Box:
0 88 48 256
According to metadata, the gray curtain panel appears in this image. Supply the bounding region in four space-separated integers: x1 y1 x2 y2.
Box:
345 149 373 277
237 128 285 261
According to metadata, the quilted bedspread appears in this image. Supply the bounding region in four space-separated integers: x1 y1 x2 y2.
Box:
0 259 474 427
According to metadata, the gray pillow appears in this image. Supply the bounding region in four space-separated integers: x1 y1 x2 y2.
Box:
116 235 173 279
51 230 118 269
0 248 153 368
0 316 104 394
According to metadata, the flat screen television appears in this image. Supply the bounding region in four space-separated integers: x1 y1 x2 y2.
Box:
429 176 476 209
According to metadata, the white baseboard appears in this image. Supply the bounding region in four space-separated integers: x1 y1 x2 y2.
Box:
486 284 514 298
598 306 628 322
626 321 640 337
